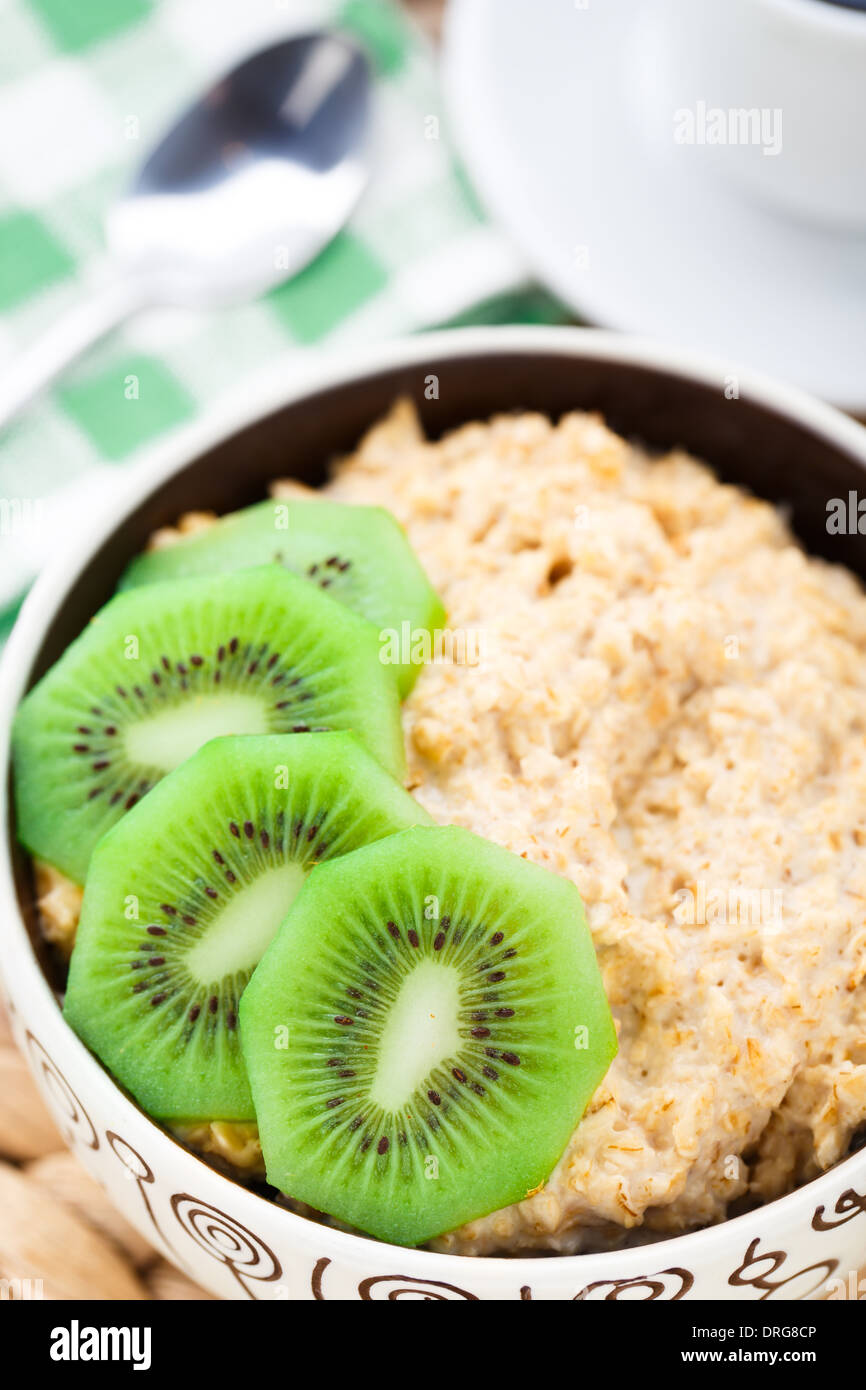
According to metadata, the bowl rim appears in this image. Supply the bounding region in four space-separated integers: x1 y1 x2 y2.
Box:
2 321 866 1280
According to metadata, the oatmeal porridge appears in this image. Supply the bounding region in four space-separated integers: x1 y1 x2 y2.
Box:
38 401 866 1255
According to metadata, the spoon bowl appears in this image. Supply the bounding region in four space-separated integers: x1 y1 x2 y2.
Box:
0 30 372 437
108 34 372 306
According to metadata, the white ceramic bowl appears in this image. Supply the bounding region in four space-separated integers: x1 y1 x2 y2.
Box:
2 327 866 1301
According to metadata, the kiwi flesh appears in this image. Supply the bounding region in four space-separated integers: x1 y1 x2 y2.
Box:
63 733 432 1122
118 500 446 697
13 565 404 884
240 825 617 1246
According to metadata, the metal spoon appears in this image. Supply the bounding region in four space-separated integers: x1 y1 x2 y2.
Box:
0 32 371 433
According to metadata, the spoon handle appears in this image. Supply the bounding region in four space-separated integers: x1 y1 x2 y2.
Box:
0 274 148 435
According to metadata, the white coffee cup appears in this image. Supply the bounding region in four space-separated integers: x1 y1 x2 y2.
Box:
658 0 866 231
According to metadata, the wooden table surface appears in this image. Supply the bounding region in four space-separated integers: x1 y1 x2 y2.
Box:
404 0 444 41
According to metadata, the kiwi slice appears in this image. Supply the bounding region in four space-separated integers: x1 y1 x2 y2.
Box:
118 500 446 697
240 825 617 1246
13 565 405 884
63 733 431 1122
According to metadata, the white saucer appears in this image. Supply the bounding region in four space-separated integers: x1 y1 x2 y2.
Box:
443 0 866 409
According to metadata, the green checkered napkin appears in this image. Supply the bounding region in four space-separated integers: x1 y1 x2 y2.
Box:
0 0 562 648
